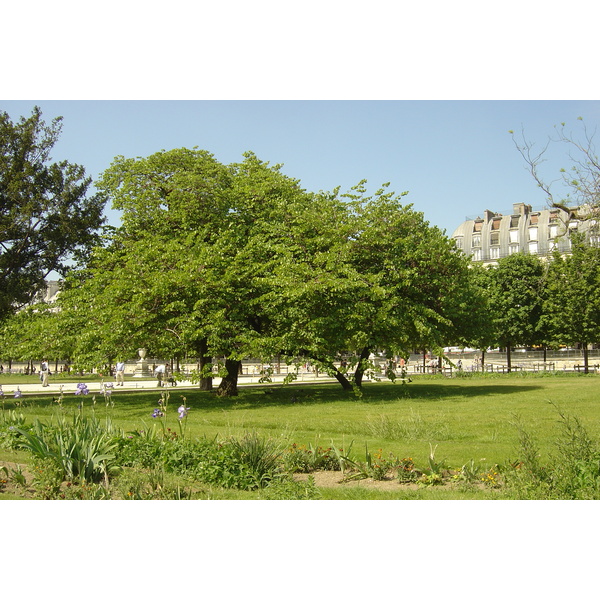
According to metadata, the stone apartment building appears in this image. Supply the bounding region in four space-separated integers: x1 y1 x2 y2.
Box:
451 202 599 265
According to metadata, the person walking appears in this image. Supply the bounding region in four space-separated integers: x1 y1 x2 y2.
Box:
115 360 126 386
155 363 167 387
40 359 50 387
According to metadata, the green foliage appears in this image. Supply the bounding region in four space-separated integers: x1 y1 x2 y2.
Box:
259 475 321 500
282 442 341 473
17 414 121 484
396 457 420 483
544 239 600 370
506 404 600 499
227 431 284 489
0 106 106 321
342 444 398 481
486 253 547 351
115 468 191 500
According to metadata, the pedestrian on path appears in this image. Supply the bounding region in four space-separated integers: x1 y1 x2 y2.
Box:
155 363 167 387
40 359 50 387
115 360 126 386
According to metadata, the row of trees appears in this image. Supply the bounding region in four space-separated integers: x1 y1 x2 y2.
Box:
1 108 599 393
471 242 600 373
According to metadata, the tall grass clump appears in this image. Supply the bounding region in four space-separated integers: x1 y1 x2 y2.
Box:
17 414 121 485
227 431 284 488
506 403 600 499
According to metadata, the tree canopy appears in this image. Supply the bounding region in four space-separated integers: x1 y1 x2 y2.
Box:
55 148 477 394
0 107 106 320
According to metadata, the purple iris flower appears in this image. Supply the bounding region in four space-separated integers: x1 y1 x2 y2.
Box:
75 382 89 396
152 408 164 418
14 389 22 398
178 405 190 420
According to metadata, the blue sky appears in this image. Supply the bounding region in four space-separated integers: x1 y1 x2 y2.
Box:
2 100 599 235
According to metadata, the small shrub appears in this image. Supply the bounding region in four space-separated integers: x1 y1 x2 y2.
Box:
282 442 340 473
31 457 64 499
115 468 192 500
227 431 284 489
260 475 321 500
396 457 421 483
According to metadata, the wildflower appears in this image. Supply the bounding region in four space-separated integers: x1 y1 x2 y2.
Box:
75 382 89 395
14 388 22 399
178 405 190 420
0 386 3 397
152 408 164 418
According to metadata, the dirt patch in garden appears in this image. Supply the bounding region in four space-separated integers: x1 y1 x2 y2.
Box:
293 470 421 491
0 461 36 498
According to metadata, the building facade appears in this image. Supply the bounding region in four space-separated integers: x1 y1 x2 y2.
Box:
451 202 599 265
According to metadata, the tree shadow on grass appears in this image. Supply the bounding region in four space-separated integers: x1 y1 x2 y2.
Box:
136 380 547 412
7 380 545 415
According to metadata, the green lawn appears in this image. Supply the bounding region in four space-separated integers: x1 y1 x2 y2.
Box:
3 372 598 473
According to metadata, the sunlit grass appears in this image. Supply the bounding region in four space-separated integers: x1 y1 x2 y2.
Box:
4 372 599 475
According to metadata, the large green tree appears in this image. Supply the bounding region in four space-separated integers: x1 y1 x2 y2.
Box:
58 150 316 395
486 253 547 372
545 237 600 373
0 107 106 320
264 181 478 388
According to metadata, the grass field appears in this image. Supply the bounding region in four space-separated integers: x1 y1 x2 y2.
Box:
1 371 599 499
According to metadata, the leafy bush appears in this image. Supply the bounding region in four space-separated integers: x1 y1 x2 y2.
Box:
506 405 600 499
0 411 29 450
115 428 166 468
282 442 341 473
115 432 277 491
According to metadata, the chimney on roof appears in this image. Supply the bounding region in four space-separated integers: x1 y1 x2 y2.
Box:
513 203 531 216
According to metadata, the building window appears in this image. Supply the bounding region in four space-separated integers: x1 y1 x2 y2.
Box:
490 246 500 259
510 215 520 228
528 241 538 254
549 240 558 252
472 248 482 261
490 231 500 245
473 220 483 233
472 234 481 248
453 237 464 250
528 227 538 241
509 244 519 255
548 224 558 239
530 213 539 225
590 235 600 247
509 230 519 244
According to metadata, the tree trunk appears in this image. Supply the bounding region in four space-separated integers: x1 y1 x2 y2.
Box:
197 338 213 391
303 353 353 391
353 347 371 388
217 358 241 397
481 349 486 372
506 343 512 373
583 343 589 374
333 368 354 391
